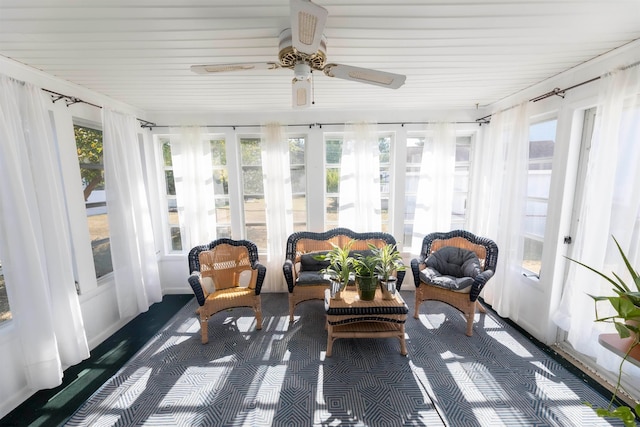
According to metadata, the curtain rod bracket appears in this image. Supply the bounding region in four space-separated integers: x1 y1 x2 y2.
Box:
138 119 156 130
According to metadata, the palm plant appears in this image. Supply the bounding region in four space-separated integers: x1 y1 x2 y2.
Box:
316 240 354 290
371 243 406 283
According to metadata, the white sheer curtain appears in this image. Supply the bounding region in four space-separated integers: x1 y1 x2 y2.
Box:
103 108 162 318
410 122 457 255
338 122 381 232
0 75 89 389
468 102 529 320
261 122 293 292
170 127 217 249
553 65 640 375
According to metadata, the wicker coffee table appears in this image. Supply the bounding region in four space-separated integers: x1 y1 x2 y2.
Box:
324 286 409 357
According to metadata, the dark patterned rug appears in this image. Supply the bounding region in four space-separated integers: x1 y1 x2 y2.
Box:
65 292 627 426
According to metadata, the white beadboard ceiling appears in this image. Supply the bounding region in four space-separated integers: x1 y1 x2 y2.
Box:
1 0 639 114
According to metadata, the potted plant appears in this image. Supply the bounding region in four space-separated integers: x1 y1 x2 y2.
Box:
371 243 406 300
566 236 640 426
316 240 354 300
353 250 380 301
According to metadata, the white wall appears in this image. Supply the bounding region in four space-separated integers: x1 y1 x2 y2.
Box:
1 39 639 417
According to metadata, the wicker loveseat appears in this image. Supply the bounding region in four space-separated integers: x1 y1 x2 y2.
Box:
283 228 405 322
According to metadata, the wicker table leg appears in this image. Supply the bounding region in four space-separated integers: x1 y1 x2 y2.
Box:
326 323 334 357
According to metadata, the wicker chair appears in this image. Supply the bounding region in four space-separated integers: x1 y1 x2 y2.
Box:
411 230 498 336
187 238 266 343
283 228 405 322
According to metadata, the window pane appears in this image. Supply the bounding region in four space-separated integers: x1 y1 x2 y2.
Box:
524 200 548 237
75 124 113 279
289 137 305 164
406 138 423 163
326 168 340 193
212 169 228 195
215 199 231 224
246 224 267 249
165 170 176 195
325 139 342 163
242 167 263 194
162 139 172 166
523 238 543 276
240 139 262 165
326 196 338 222
455 141 471 162
0 260 11 324
291 166 306 194
210 139 227 166
216 226 232 239
170 227 182 251
293 195 307 224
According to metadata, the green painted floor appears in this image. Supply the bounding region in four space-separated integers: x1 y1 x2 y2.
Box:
0 294 194 427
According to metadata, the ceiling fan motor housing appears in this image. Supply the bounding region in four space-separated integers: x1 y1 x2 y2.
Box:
278 28 327 71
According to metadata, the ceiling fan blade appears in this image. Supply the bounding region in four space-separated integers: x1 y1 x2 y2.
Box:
290 0 328 56
191 62 280 74
292 77 312 109
323 64 406 89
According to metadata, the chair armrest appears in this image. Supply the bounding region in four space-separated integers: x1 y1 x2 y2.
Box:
410 258 425 288
283 259 296 293
188 272 206 306
395 269 406 291
470 269 495 301
253 262 266 295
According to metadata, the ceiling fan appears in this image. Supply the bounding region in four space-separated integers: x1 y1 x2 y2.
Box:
190 0 406 109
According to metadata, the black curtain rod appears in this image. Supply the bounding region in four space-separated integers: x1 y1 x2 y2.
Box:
41 88 157 130
147 120 483 131
477 59 640 124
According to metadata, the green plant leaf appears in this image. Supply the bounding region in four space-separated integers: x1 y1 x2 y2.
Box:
566 256 629 294
609 296 640 319
614 321 632 339
612 236 640 292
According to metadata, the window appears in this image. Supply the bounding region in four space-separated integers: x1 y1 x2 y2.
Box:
452 136 472 229
290 136 307 232
159 137 182 252
0 259 10 324
324 135 342 229
75 124 113 279
210 138 232 238
240 135 307 250
522 119 557 276
324 133 392 230
403 134 472 246
240 137 267 248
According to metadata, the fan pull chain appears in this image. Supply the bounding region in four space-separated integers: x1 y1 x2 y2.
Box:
311 70 315 105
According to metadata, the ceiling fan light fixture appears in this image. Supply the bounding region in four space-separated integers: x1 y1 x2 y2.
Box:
293 63 311 80
292 78 312 108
